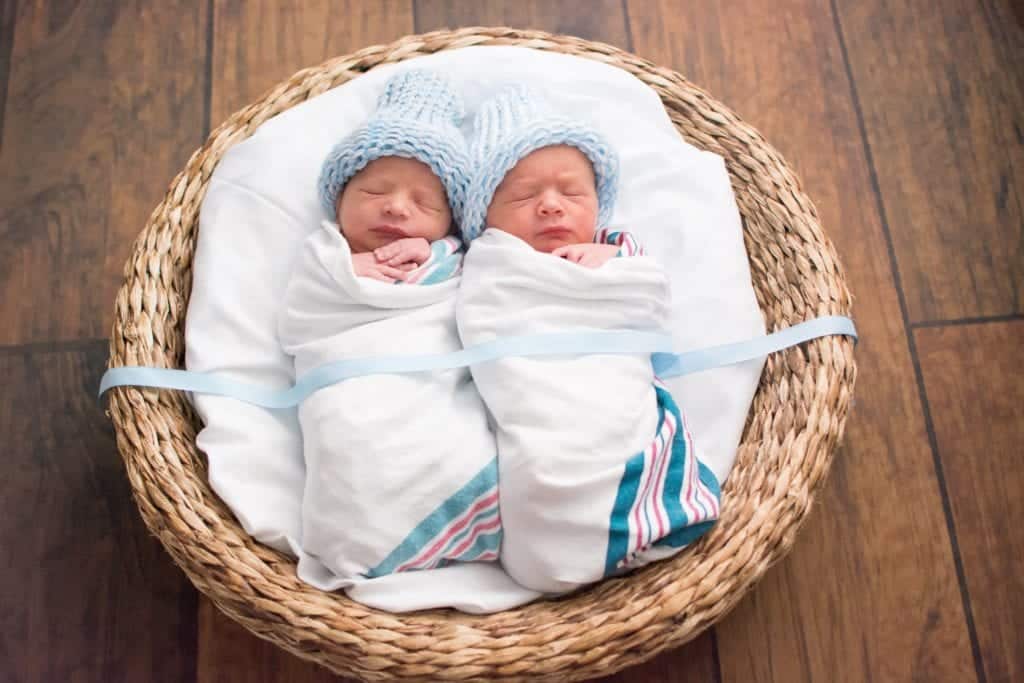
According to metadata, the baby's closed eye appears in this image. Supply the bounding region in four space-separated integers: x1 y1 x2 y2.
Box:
561 183 591 197
503 189 535 202
414 194 445 212
499 182 538 202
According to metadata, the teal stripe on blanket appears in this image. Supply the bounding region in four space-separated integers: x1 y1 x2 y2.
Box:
604 383 722 576
605 453 645 576
655 385 720 548
417 238 463 285
605 385 676 576
434 506 500 562
657 464 722 548
447 523 502 563
399 236 463 285
367 456 500 578
656 384 721 547
657 384 691 540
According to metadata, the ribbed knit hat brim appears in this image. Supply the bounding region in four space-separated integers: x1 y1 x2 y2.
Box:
318 69 470 227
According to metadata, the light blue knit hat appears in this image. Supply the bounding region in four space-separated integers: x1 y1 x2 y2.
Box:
318 69 470 228
462 84 619 242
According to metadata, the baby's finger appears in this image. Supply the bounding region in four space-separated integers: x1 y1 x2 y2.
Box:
552 246 569 257
389 244 423 264
375 244 400 261
396 262 418 271
379 264 409 280
363 270 394 282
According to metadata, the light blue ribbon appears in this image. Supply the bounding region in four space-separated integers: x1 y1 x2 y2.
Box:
652 315 858 377
99 315 857 410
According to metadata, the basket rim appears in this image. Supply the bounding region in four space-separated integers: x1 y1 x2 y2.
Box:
105 25 856 682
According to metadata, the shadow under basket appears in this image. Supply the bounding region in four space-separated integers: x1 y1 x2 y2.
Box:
105 27 857 683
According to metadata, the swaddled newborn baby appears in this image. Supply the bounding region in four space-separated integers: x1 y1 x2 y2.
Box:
331 154 462 284
457 85 722 594
278 70 502 591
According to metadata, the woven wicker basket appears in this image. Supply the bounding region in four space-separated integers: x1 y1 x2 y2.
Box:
106 27 856 682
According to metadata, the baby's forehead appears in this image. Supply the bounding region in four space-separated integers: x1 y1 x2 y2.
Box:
357 156 445 188
505 146 596 183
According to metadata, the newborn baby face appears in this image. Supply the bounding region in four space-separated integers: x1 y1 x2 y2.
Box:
485 145 598 253
336 156 452 253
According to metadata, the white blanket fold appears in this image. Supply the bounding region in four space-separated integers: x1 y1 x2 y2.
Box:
279 221 512 593
457 229 722 594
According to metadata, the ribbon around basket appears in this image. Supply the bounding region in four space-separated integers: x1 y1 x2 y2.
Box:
99 314 857 410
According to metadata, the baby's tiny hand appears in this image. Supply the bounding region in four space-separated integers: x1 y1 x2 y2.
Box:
552 243 621 268
352 252 411 282
374 237 432 269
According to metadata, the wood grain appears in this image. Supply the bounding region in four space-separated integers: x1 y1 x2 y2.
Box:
0 0 15 148
0 1 207 346
210 0 415 124
835 0 1024 323
197 598 349 683
627 1 977 681
917 321 1024 683
592 632 720 683
199 3 414 681
0 342 197 682
413 0 630 48
3 2 1016 681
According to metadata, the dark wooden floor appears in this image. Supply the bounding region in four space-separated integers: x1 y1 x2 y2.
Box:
2 1 1022 681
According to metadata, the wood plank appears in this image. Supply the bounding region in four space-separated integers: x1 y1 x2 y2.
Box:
0 1 208 346
413 0 631 48
210 0 415 125
0 342 197 681
198 3 414 680
593 632 720 683
916 321 1024 683
835 0 1024 323
197 598 348 683
0 0 15 149
627 1 978 681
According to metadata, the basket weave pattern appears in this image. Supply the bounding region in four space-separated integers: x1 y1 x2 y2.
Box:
106 27 856 682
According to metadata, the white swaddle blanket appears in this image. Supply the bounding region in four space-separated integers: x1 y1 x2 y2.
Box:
457 229 722 594
279 220 509 590
187 47 766 613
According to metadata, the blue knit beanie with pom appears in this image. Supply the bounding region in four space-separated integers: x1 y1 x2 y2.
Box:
318 69 471 228
462 84 619 242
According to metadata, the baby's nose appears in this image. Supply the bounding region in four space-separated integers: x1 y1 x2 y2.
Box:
383 194 412 217
537 193 565 215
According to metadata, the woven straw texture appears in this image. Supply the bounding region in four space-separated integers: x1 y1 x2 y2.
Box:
106 27 857 682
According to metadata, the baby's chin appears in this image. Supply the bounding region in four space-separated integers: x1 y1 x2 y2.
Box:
532 240 570 254
490 226 592 252
531 232 592 253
